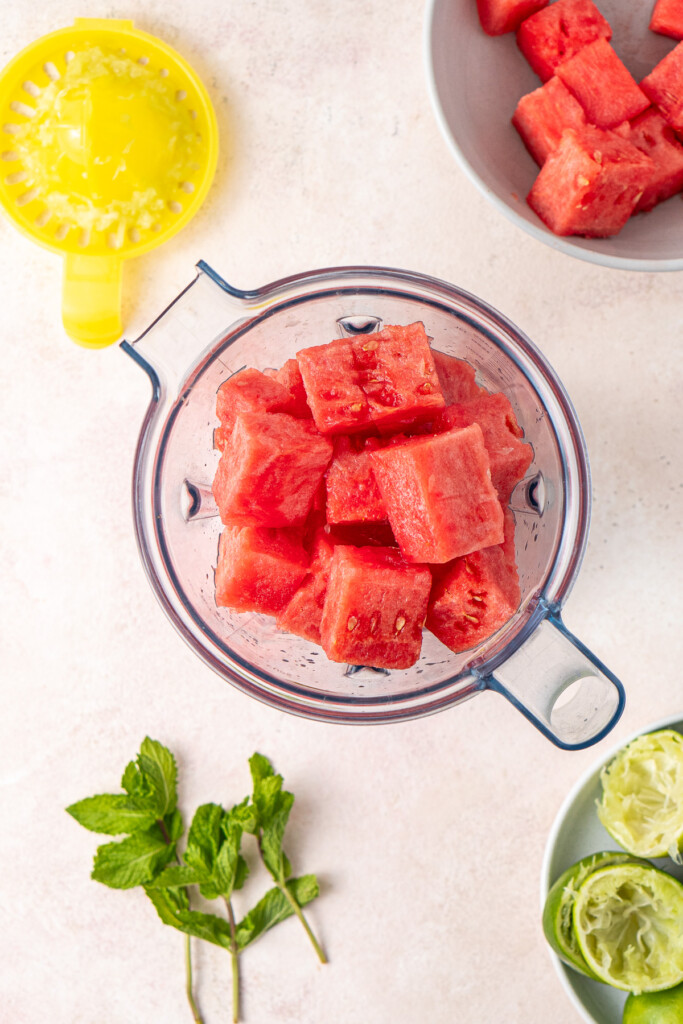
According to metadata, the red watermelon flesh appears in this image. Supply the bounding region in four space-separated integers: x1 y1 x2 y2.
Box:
326 437 387 524
274 358 312 419
620 109 683 212
276 529 334 643
214 367 295 450
435 394 533 503
297 322 444 436
516 0 612 82
320 545 432 669
370 424 504 564
527 126 655 237
426 524 521 654
431 350 482 405
512 76 588 166
215 525 309 616
477 0 549 36
326 521 397 548
556 39 650 129
212 411 333 527
650 0 683 40
641 41 683 134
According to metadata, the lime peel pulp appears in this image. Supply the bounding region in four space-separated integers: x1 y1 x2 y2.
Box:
573 863 683 994
597 729 683 863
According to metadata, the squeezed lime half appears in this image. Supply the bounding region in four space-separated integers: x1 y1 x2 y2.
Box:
573 863 683 993
597 729 683 862
623 981 683 1024
542 851 648 977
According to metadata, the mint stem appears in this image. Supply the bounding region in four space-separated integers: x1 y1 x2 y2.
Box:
256 836 327 964
158 818 204 1024
185 935 204 1024
280 883 327 964
223 897 241 1023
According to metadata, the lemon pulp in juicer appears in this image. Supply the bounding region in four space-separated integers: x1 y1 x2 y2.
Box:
14 45 203 238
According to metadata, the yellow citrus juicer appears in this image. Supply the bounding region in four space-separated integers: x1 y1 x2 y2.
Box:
0 18 218 347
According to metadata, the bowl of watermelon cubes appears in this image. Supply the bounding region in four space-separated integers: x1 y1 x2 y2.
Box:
124 262 624 745
426 0 683 269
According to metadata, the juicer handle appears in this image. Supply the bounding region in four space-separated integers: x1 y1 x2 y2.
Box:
484 608 625 750
62 254 123 349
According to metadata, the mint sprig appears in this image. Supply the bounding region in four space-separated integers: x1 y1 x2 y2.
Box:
66 739 326 1023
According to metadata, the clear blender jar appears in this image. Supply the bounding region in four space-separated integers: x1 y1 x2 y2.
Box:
123 263 624 748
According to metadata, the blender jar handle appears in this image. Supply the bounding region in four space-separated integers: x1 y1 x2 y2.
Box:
483 608 625 750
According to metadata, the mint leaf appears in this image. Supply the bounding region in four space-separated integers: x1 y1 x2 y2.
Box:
235 875 319 950
147 864 203 889
66 794 157 835
121 759 153 800
145 886 233 950
184 803 223 876
137 738 177 818
92 826 176 889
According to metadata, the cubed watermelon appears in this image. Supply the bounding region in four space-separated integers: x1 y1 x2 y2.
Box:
435 393 533 503
370 424 504 563
297 322 444 435
512 76 588 165
527 125 655 236
214 367 295 451
215 525 309 616
622 108 683 212
325 437 387 524
320 545 432 669
276 529 334 643
556 39 650 129
212 411 333 527
431 350 482 405
641 41 683 134
426 519 521 654
516 0 612 82
274 358 312 419
477 0 549 36
650 0 683 40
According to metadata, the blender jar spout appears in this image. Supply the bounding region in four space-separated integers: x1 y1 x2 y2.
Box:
484 607 626 750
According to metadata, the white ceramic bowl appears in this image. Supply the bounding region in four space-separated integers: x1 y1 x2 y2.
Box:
424 0 683 271
540 712 683 1024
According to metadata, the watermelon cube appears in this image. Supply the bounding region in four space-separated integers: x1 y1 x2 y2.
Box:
527 126 655 237
650 0 683 40
297 322 444 435
512 77 588 166
320 545 432 669
277 529 334 643
325 437 387 524
212 411 333 527
622 108 683 212
431 350 482 405
215 525 309 616
435 393 533 503
641 41 683 134
214 367 296 450
477 0 549 37
556 39 650 129
426 520 521 654
370 424 504 564
274 358 312 419
516 0 612 82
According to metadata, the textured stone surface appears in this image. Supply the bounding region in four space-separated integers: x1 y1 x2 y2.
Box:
3 2 683 1023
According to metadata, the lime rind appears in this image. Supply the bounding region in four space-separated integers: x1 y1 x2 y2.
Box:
597 729 683 863
542 851 648 978
573 863 683 994
623 981 683 1024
